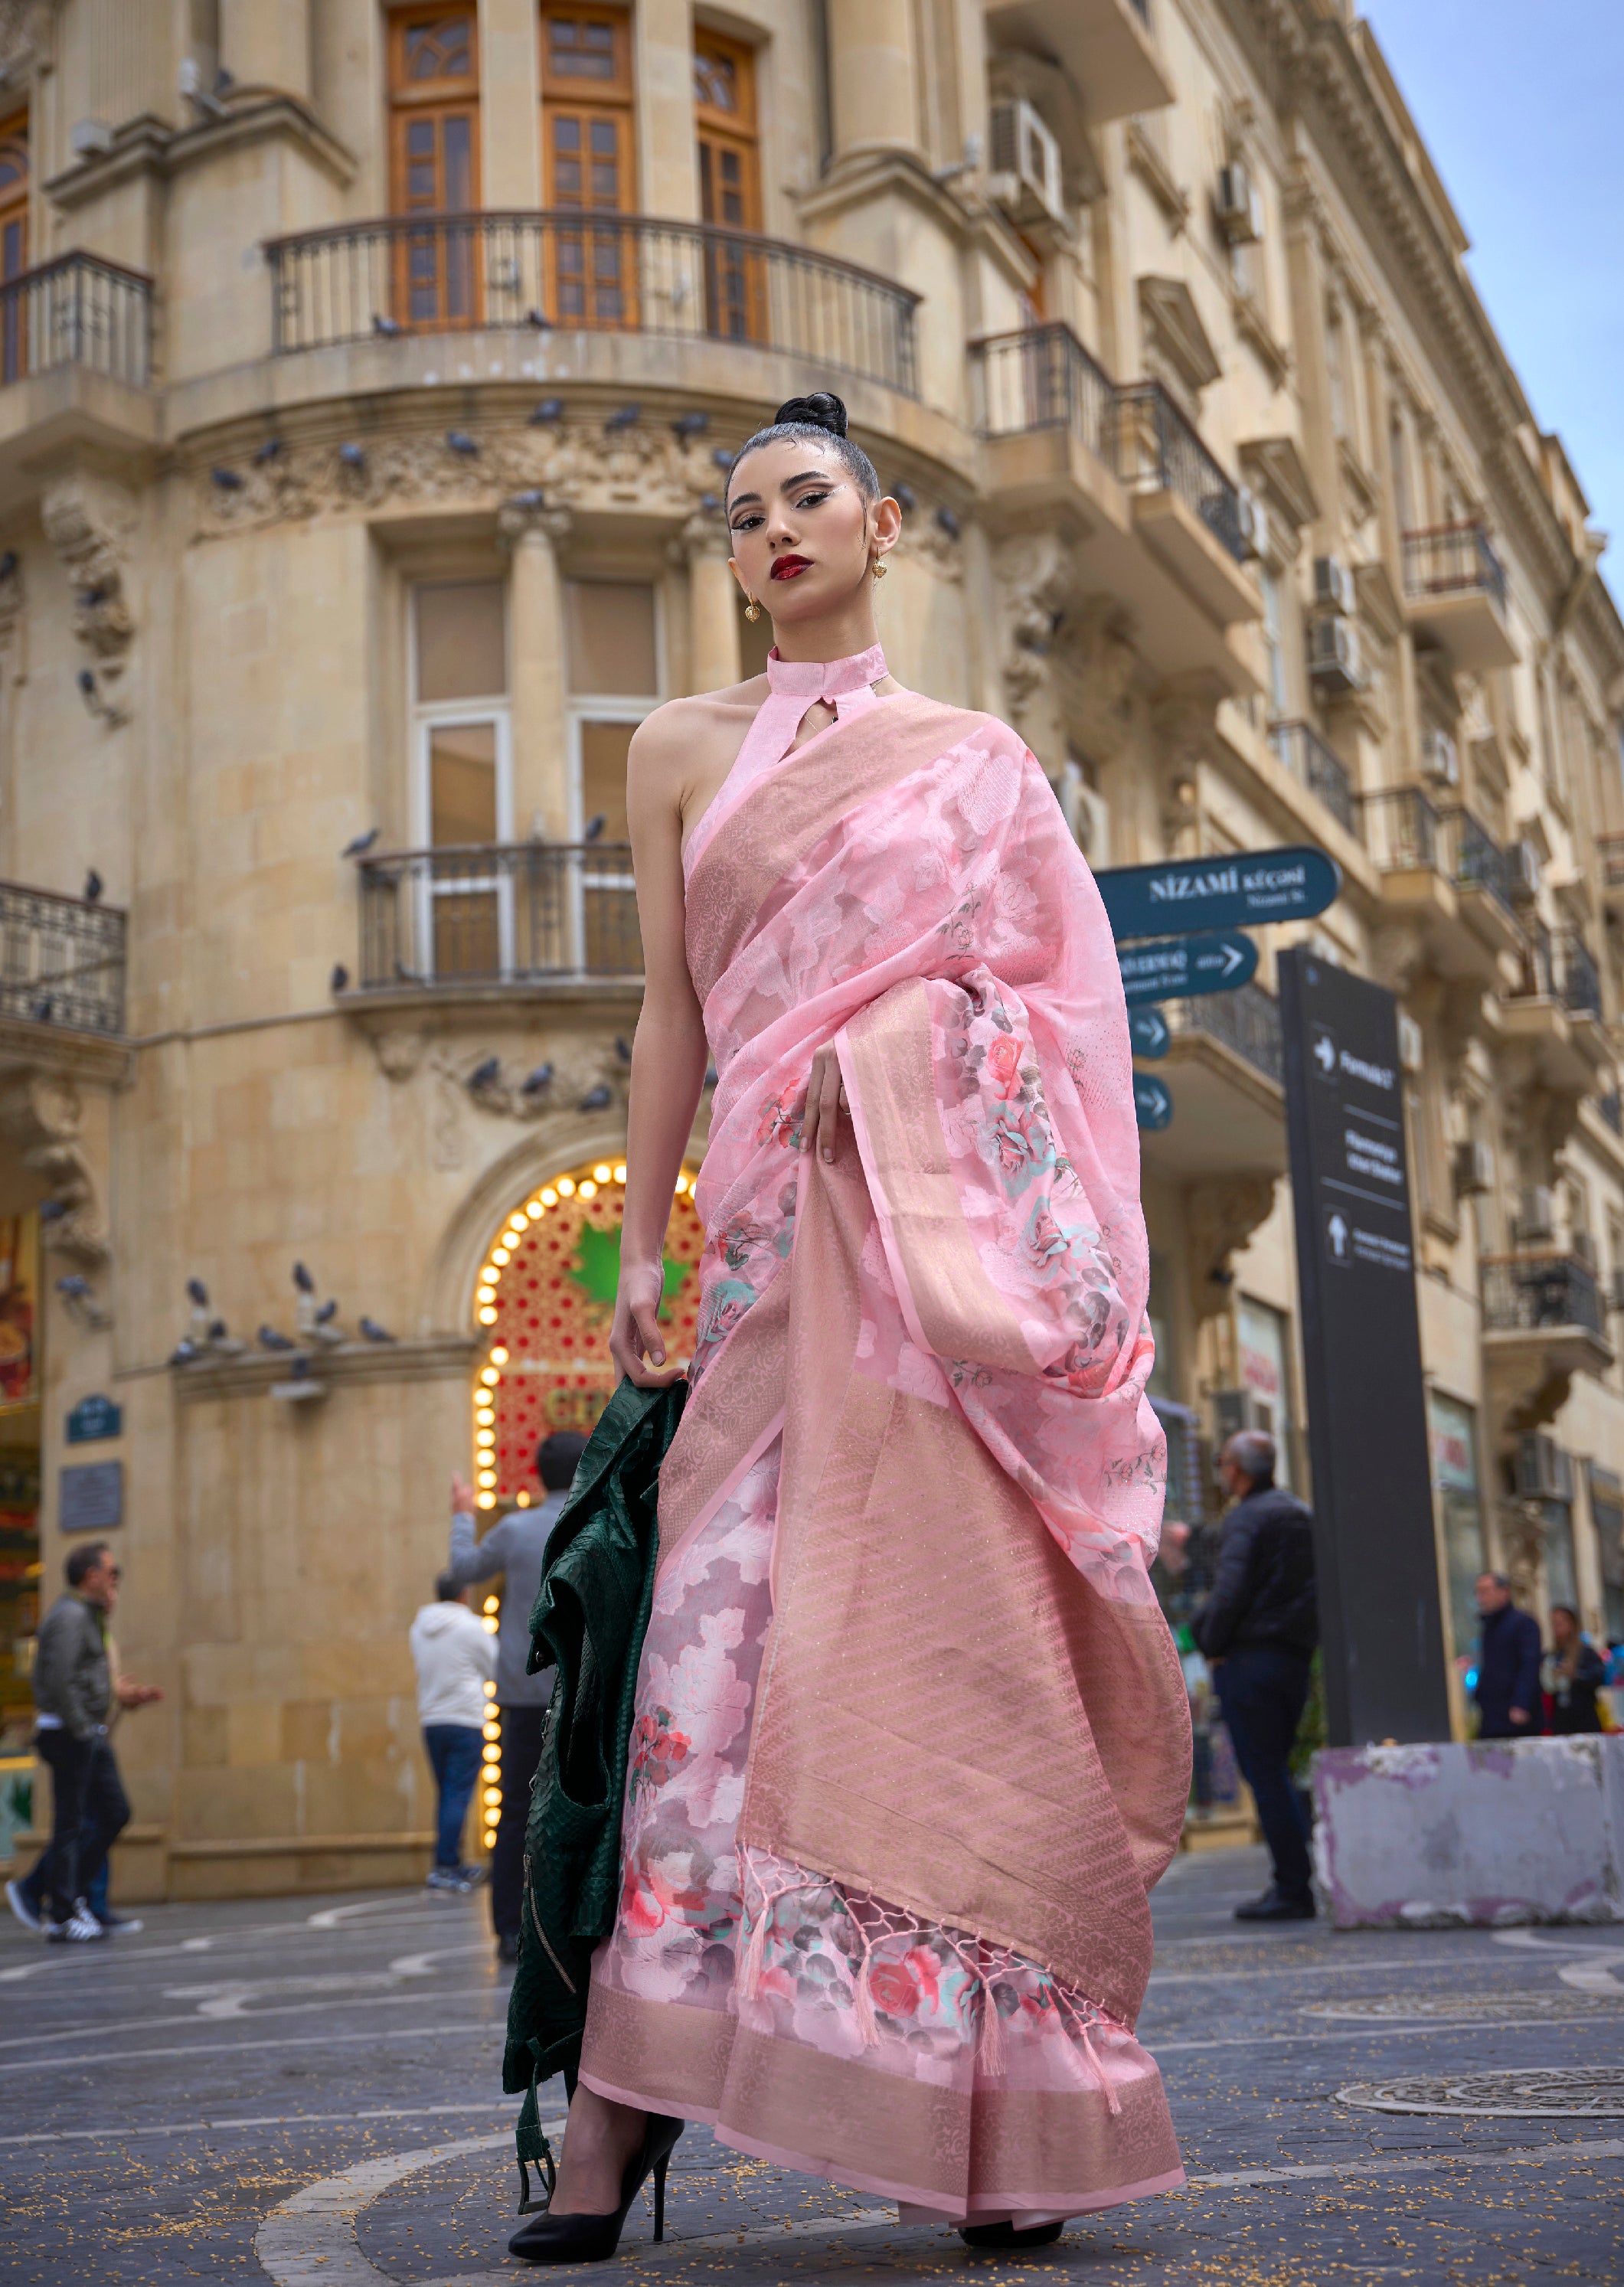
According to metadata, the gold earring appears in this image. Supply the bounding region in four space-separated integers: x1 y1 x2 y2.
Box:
872 558 887 582
743 595 762 621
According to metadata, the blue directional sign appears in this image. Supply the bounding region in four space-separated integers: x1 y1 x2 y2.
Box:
1097 846 1341 941
1134 1074 1173 1131
1129 1007 1171 1060
1119 930 1258 1008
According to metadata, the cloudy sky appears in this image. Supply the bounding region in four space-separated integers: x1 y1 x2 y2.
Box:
1359 1 1624 587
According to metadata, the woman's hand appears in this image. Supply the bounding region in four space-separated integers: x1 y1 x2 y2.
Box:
802 1042 850 1165
611 1257 685 1388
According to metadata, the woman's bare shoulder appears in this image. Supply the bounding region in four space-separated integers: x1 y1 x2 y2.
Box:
631 678 770 766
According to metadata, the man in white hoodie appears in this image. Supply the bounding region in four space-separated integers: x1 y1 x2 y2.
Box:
410 1574 498 1893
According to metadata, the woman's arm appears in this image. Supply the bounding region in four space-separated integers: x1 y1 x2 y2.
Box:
610 707 708 1387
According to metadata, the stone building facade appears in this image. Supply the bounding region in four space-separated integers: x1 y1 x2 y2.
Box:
0 0 1619 1896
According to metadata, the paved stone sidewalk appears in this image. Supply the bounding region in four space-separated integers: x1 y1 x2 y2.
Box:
3 1843 1622 2282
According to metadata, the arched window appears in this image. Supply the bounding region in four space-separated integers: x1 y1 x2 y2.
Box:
388 9 480 328
541 5 636 328
694 30 763 342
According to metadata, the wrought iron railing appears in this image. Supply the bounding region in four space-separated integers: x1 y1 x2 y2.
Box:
1401 521 1508 613
970 335 1247 564
0 250 153 390
971 322 1118 471
1358 785 1438 874
1268 720 1357 838
1482 1252 1605 1341
265 210 920 397
1518 921 1603 1019
1439 805 1515 917
354 842 641 989
0 882 126 1035
1167 982 1283 1086
1115 379 1247 562
1598 832 1624 891
1599 1089 1622 1136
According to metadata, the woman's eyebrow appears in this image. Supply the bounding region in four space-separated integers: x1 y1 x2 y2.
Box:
727 490 763 511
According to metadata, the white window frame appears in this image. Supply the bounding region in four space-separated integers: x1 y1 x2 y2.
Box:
407 581 514 979
563 580 664 970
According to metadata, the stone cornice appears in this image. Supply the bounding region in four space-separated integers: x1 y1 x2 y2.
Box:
168 1333 478 1403
44 96 357 212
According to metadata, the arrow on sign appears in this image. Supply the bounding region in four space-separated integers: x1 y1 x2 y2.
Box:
1096 845 1341 940
1129 1008 1171 1060
1117 930 1260 1008
1134 1074 1174 1131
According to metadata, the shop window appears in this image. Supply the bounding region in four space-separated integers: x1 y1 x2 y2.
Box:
1544 1496 1578 1613
541 5 635 327
0 111 28 383
1429 1390 1485 1667
1588 1464 1624 1641
1235 1295 1295 1488
694 30 764 343
470 1161 706 1498
388 9 481 328
410 581 511 978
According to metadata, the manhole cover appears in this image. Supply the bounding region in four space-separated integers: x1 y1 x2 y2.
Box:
1339 2068 1624 2118
1306 1992 1623 2024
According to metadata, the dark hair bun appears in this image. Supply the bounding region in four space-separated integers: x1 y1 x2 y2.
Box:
773 391 848 438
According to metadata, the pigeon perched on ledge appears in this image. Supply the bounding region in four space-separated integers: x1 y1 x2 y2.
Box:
257 1325 296 1352
359 1316 396 1344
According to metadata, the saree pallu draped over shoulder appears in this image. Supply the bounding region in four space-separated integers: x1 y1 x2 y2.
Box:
578 689 1193 2222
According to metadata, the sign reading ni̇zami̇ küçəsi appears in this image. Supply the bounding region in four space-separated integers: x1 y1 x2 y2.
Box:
1095 847 1341 941
1278 947 1450 1746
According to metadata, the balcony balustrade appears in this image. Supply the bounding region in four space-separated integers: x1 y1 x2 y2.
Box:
1115 380 1247 565
0 251 152 390
1400 520 1518 669
972 322 1117 471
1482 1252 1605 1342
1441 805 1515 920
1268 720 1356 838
1168 982 1284 1086
266 211 920 397
1358 784 1439 875
352 842 641 992
1597 831 1624 910
1518 922 1603 1021
0 881 126 1037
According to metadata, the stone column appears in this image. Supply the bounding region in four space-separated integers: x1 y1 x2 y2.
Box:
680 516 743 694
220 0 312 101
827 0 922 162
502 504 573 841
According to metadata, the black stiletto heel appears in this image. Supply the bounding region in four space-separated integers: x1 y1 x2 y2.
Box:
959 2220 1066 2251
508 2112 685 2263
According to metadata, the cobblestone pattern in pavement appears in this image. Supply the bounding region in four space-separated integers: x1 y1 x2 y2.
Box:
3 1844 1622 2283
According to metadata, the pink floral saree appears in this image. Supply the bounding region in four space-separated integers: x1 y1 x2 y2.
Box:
578 675 1192 2221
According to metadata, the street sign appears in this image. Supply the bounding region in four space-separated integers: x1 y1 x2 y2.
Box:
66 1393 122 1445
1097 846 1341 940
60 1459 123 1534
1279 948 1450 1746
1129 1008 1171 1059
1133 1073 1173 1130
1119 930 1258 1008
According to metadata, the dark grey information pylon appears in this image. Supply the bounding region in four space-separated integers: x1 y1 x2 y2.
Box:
1278 948 1450 1746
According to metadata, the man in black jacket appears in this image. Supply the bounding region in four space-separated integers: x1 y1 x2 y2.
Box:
1472 1572 1544 1738
1193 1431 1318 1921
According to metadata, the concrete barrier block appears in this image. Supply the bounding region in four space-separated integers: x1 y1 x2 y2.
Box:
1312 1735 1624 1929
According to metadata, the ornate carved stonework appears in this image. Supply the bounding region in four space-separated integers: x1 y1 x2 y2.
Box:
1185 1174 1278 1325
992 532 1077 769
41 470 138 681
890 505 964 584
194 420 727 541
0 1 51 85
0 1073 111 1266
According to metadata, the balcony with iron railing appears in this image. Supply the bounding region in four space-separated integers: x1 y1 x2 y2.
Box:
1268 720 1357 839
1482 1252 1608 1342
1168 981 1284 1087
0 882 127 1064
0 250 153 393
1358 786 1523 977
265 211 920 397
349 842 641 995
1400 520 1518 670
1517 921 1603 1021
1598 831 1624 910
1137 982 1287 1181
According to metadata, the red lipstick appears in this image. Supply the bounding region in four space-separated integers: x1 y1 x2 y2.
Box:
770 554 812 581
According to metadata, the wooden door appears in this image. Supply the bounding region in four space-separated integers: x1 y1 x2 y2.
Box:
388 9 481 330
541 6 635 329
694 33 763 344
0 113 28 384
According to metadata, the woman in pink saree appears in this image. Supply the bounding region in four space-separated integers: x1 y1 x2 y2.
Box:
509 393 1191 2262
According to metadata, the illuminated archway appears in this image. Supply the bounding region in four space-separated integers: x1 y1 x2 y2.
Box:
468 1157 706 1512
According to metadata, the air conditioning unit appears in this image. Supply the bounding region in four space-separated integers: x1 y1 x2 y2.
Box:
1398 1013 1424 1073
1517 1184 1556 1243
1516 1433 1573 1505
1312 554 1356 616
1307 613 1364 693
1451 1138 1495 1197
1214 162 1265 244
1422 727 1460 787
1509 841 1541 900
988 99 1066 227
1237 486 1270 562
70 118 114 158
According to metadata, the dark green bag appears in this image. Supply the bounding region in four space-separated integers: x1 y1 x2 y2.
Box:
502 1374 688 2209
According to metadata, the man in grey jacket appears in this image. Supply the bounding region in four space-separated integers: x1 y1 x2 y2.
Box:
446 1430 585 1962
30 1542 160 1941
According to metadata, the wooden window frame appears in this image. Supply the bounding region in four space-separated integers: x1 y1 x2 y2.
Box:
387 8 482 331
539 3 637 329
693 30 765 344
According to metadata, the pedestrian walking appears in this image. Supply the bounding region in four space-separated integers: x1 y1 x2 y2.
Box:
1472 1572 1544 1738
22 1543 160 1942
445 1430 584 1960
1546 1604 1606 1735
410 1574 496 1893
1193 1430 1318 1922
